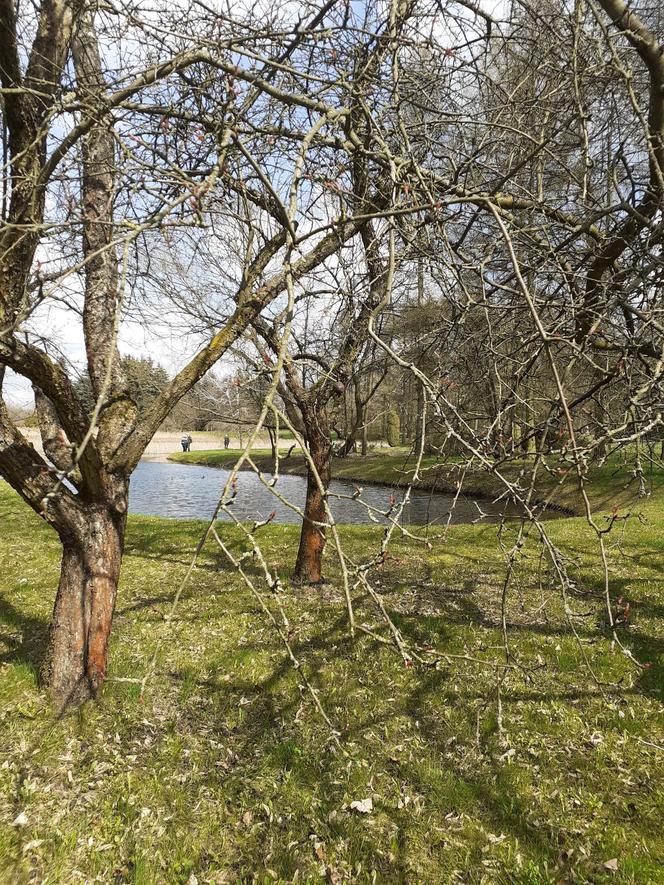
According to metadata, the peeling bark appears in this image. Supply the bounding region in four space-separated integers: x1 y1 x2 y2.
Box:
44 494 127 708
293 412 331 584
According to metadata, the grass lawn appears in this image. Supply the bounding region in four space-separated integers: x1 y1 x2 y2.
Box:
1 475 664 883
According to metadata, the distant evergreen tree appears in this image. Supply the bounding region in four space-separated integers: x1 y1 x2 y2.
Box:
74 356 170 415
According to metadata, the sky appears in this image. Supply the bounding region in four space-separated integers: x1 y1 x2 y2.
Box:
3 304 199 408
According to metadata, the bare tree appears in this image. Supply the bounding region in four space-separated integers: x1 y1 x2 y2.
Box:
250 225 391 583
0 0 412 705
3 0 663 713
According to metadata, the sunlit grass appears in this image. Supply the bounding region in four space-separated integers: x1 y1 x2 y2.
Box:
1 478 663 882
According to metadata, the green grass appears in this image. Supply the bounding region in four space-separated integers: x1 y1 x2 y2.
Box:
1 479 664 882
171 447 297 466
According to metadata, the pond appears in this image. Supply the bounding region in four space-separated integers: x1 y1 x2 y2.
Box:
129 459 531 526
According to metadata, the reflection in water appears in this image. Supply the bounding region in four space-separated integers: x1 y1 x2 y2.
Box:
129 460 530 526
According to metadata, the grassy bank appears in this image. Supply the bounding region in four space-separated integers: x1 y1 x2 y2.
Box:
170 447 664 515
1 481 664 882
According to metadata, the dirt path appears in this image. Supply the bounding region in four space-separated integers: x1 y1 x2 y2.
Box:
18 428 260 459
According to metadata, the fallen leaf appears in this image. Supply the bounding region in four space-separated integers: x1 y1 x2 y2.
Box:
349 798 373 814
12 812 28 828
603 858 619 872
487 832 507 844
498 747 516 763
326 865 343 884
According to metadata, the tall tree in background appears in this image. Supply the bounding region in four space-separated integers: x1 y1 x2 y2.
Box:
377 0 664 478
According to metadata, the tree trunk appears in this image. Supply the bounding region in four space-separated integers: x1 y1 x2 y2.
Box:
44 501 126 708
338 383 367 458
267 426 278 472
294 416 331 583
414 380 425 452
337 434 356 458
520 384 537 457
593 385 608 458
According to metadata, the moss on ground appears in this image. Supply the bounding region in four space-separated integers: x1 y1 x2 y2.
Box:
1 475 663 883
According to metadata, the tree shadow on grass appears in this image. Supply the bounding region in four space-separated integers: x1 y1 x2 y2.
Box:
122 526 278 575
163 620 581 879
372 571 664 701
85 554 663 882
3 503 656 880
0 591 48 672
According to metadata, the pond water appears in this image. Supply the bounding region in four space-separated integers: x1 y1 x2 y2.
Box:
129 459 529 526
